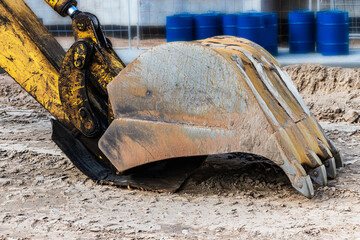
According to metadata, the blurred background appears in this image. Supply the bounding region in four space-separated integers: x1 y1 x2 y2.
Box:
24 0 360 50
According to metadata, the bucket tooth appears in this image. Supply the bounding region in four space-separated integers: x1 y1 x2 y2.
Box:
292 175 314 198
309 165 328 186
324 158 337 179
305 149 323 168
333 151 344 168
316 139 333 160
276 143 316 198
328 139 344 168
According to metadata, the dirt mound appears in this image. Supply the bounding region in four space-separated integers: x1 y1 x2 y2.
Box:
283 64 360 124
284 64 360 94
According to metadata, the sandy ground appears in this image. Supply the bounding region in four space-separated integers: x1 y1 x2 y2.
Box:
1 64 360 239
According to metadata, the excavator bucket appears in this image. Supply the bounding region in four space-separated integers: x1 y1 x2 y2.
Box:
99 36 343 198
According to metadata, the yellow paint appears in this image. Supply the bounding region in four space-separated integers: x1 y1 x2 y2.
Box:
88 49 125 90
277 129 304 164
0 0 125 133
199 36 279 67
199 39 291 127
296 120 332 159
307 117 332 149
76 30 98 45
45 0 59 8
264 68 307 122
0 0 67 122
284 126 321 167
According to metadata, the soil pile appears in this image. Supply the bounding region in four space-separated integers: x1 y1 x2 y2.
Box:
283 64 360 124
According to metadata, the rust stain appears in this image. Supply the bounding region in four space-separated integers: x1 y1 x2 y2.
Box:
100 37 340 198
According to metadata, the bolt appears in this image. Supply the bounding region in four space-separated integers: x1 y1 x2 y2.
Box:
77 24 86 31
146 90 152 97
79 108 87 118
75 58 83 68
324 161 330 167
297 182 303 189
313 170 319 177
75 43 86 55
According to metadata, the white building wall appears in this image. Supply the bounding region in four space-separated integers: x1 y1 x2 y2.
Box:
243 0 262 11
24 0 137 25
24 0 263 27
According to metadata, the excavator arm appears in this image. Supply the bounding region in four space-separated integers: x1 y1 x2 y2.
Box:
0 0 343 198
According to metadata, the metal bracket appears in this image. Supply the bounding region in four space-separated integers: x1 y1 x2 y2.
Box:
58 40 100 137
72 12 111 50
57 9 125 138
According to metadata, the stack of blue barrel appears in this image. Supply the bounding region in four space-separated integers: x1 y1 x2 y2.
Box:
166 13 222 42
166 12 279 56
288 10 349 55
167 10 349 56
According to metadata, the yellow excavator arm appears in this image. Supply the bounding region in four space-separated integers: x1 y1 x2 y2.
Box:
0 0 343 198
0 0 65 120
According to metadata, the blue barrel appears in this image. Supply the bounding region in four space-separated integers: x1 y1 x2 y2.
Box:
263 13 278 55
317 11 349 55
223 14 238 36
166 14 193 42
217 13 225 35
316 11 325 53
237 14 264 46
289 11 315 53
194 14 219 40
